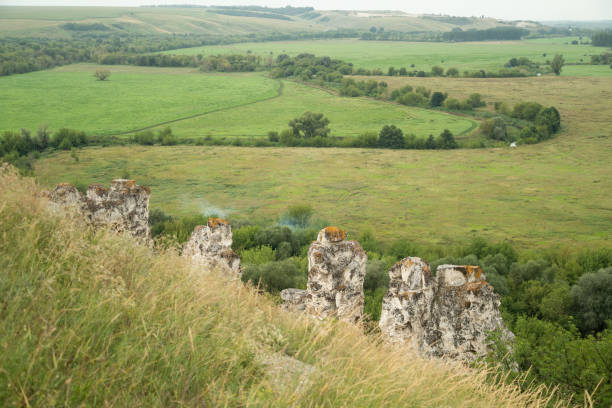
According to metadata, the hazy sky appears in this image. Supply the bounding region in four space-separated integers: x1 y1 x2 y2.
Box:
0 0 611 21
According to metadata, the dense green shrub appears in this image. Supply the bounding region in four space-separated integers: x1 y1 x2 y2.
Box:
240 245 276 265
351 131 379 148
431 65 444 76
571 268 612 334
535 106 561 134
512 101 543 121
339 78 387 97
134 131 156 145
466 93 485 108
158 127 177 146
152 213 208 244
288 112 330 138
437 129 458 149
52 128 88 149
241 258 306 292
398 92 427 106
378 125 405 149
481 117 509 141
446 67 459 77
430 91 447 107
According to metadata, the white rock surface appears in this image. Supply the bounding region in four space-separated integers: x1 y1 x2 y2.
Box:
182 218 241 275
84 179 150 238
44 179 151 239
380 260 513 361
379 257 434 349
280 288 309 312
305 227 367 323
45 182 84 213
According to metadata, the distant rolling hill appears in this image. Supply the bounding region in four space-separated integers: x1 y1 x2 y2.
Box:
0 5 532 37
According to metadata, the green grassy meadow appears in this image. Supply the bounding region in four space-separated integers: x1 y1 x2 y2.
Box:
33 73 612 249
0 65 279 136
1 64 476 139
152 80 476 139
34 139 611 250
164 37 607 74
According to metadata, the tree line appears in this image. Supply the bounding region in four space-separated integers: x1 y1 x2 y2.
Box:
0 30 359 77
266 112 459 150
592 30 612 47
361 27 529 42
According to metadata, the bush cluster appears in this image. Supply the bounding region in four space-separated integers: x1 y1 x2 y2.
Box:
339 78 387 97
270 53 353 82
481 102 561 145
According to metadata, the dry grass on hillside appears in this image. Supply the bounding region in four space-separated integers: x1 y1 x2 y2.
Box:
0 166 582 407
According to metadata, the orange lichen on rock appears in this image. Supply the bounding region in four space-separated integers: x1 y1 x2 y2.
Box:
467 265 483 279
208 217 229 229
89 184 109 195
465 281 491 294
322 226 346 242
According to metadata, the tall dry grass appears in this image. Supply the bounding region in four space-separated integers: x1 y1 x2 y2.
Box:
0 167 578 407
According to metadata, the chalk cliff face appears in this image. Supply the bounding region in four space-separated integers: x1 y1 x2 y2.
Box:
182 218 241 275
45 179 151 239
305 227 367 323
380 260 513 361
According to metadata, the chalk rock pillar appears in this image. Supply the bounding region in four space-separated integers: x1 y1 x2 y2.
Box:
379 257 434 348
428 265 513 360
379 261 513 361
182 218 241 275
306 227 367 323
45 179 151 239
46 182 84 213
84 179 151 238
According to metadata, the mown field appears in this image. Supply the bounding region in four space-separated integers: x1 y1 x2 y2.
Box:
0 64 476 139
151 80 476 139
164 37 609 74
0 65 279 136
33 74 611 249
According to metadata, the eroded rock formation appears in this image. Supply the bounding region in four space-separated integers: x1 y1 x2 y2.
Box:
182 218 241 275
45 179 151 239
301 227 367 323
280 288 309 312
84 180 151 237
46 183 83 213
378 257 434 350
379 259 512 361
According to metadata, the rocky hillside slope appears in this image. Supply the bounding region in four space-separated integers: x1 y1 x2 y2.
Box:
0 167 568 407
